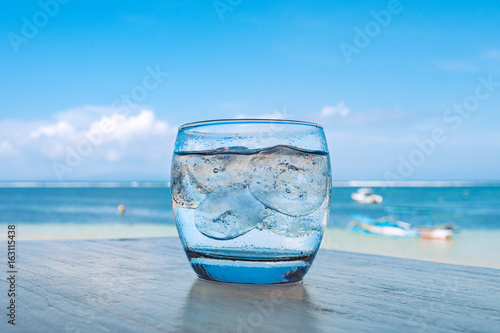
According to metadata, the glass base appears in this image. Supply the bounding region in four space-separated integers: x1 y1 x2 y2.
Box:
185 248 316 284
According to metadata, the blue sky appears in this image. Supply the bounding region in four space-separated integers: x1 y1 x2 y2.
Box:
0 0 499 181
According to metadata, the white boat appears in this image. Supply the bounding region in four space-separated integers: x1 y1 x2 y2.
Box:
347 215 418 238
413 223 456 240
351 188 383 204
348 210 459 240
386 207 459 240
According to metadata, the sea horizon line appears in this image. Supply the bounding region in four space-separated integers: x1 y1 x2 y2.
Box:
0 180 499 188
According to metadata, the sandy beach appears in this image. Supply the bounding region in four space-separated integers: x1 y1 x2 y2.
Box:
321 228 500 269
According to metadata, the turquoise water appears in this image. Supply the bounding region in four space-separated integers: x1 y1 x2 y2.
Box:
328 186 500 229
1 185 499 230
0 187 174 225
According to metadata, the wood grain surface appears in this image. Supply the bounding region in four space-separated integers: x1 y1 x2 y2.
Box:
1 237 499 332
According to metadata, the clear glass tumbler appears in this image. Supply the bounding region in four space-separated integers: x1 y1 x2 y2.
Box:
171 119 331 284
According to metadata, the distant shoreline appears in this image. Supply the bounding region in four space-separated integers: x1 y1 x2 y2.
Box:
1 225 498 269
1 180 499 188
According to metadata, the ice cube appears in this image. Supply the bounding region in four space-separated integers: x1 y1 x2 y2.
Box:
249 147 328 217
258 207 326 238
186 153 249 194
171 163 206 209
195 185 270 240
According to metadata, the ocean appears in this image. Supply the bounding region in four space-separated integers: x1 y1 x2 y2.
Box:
1 182 499 268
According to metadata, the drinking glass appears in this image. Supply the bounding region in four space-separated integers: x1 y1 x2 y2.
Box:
171 119 331 284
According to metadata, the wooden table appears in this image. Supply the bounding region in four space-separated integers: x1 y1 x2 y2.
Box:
2 237 499 332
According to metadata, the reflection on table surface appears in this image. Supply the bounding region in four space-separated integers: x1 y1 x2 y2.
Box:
176 279 317 332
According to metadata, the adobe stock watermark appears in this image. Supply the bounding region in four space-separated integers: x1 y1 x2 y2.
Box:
384 73 500 184
51 65 168 180
213 0 243 21
236 289 285 333
7 0 71 54
339 0 409 64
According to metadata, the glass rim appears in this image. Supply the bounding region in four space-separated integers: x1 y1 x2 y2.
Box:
178 118 323 131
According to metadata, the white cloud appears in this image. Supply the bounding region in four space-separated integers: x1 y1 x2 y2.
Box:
105 149 122 162
0 140 15 156
86 110 171 144
436 51 500 73
320 102 349 117
0 107 176 180
484 50 500 60
30 120 76 139
436 60 480 73
55 105 112 129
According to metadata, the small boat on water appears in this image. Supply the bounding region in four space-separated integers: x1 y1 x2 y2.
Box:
388 206 459 240
351 188 383 204
348 214 418 238
348 209 459 240
413 222 456 240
